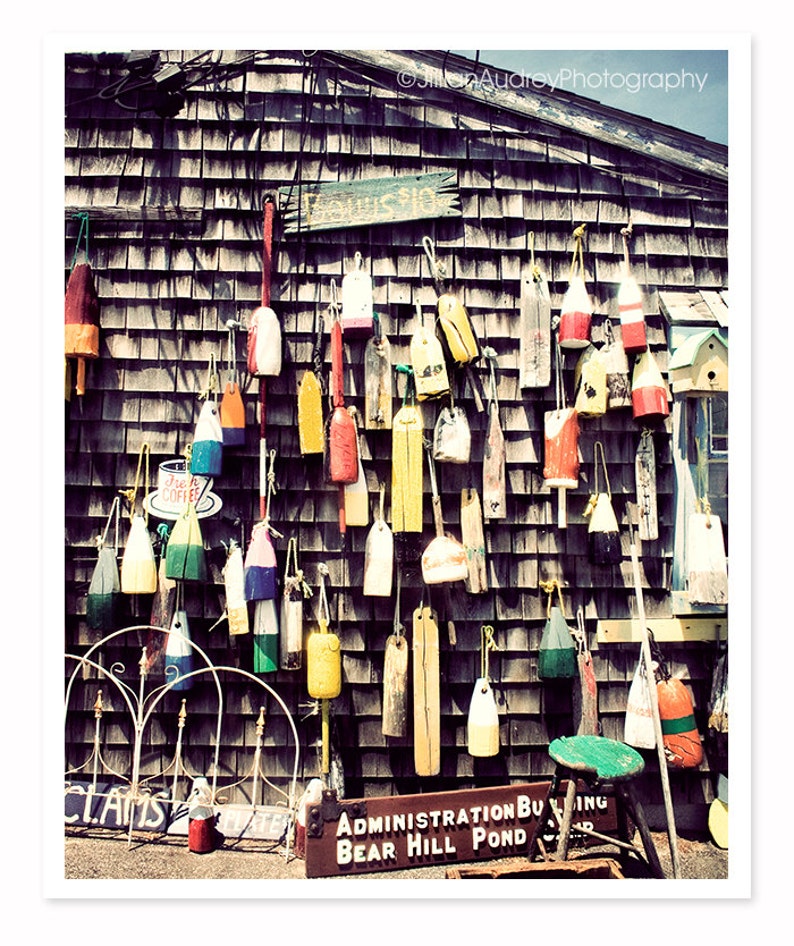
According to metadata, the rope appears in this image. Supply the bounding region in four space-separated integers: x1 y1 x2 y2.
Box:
97 495 121 553
539 578 565 618
317 563 331 626
392 565 403 640
593 441 611 498
69 212 90 271
285 535 313 599
198 352 219 401
480 625 498 681
120 443 152 523
422 235 447 290
569 224 586 282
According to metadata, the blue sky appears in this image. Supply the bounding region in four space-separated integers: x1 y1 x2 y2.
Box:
452 49 728 145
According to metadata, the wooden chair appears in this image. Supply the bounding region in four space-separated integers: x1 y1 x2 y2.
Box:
528 734 666 878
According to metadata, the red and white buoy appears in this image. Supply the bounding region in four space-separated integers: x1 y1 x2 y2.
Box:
631 350 670 421
617 224 648 354
188 777 216 854
558 225 592 349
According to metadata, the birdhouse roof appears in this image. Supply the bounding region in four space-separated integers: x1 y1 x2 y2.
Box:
668 328 728 370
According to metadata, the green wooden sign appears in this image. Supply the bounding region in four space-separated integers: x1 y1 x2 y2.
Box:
279 171 461 235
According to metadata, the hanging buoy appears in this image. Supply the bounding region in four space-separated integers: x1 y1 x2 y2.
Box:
411 303 450 401
558 226 592 350
657 676 704 768
328 305 359 485
86 498 122 630
460 488 488 594
391 367 424 534
573 344 607 418
306 616 342 699
252 598 279 674
413 602 441 776
244 521 278 602
223 541 248 637
624 656 657 749
64 213 100 396
165 496 208 583
341 251 374 336
538 583 578 679
364 313 393 430
467 626 500 757
433 403 471 464
601 319 633 410
687 506 728 605
584 442 622 565
363 485 393 597
120 444 158 595
617 225 648 354
247 201 282 378
191 356 223 478
482 347 506 520
298 368 325 455
383 573 408 737
631 350 670 421
635 430 659 541
280 537 310 670
572 608 599 736
165 607 194 691
423 236 480 367
519 238 552 388
422 445 468 585
187 777 216 854
220 320 246 447
343 410 369 527
543 409 580 489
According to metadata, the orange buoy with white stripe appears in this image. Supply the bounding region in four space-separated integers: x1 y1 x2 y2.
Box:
618 275 648 354
631 350 670 421
657 677 704 768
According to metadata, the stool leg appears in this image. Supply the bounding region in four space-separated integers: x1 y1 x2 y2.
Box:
556 775 578 861
527 769 560 862
618 783 666 879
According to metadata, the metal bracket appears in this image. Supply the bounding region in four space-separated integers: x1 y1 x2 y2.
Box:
306 789 367 838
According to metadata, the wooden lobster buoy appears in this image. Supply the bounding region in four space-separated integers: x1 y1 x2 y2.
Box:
518 240 551 388
413 603 441 776
482 347 506 520
433 404 471 464
558 225 592 350
538 599 578 680
422 236 480 368
631 350 670 421
460 488 487 594
585 442 622 565
121 515 158 594
382 633 409 738
297 306 326 455
601 319 633 410
191 400 223 478
391 369 424 534
657 676 704 768
280 542 307 670
220 320 246 447
341 251 374 336
165 498 208 583
343 414 369 527
635 430 659 541
364 313 393 430
328 316 359 485
363 486 393 597
64 261 100 396
411 303 450 402
624 657 657 749
687 507 729 605
543 409 580 490
247 203 281 378
87 544 122 630
223 542 248 637
422 447 468 585
573 345 607 418
165 608 194 691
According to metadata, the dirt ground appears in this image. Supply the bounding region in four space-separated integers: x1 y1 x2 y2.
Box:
62 823 728 884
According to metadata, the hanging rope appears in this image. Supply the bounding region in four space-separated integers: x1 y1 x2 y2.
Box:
198 352 219 401
422 235 447 291
317 562 331 628
97 495 121 553
285 535 313 599
392 564 403 641
539 578 566 617
69 212 90 271
620 219 633 274
119 442 152 523
593 441 612 498
480 625 498 682
482 346 499 408
569 224 586 281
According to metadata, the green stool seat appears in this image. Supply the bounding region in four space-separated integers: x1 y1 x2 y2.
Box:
529 735 665 878
549 735 645 782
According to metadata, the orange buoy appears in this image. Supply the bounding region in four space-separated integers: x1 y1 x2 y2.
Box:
631 350 670 421
657 677 704 768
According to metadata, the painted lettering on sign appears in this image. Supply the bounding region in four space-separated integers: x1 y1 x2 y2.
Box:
305 782 616 877
65 782 170 832
280 172 461 235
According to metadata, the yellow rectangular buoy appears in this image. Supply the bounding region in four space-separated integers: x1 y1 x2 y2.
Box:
391 403 424 533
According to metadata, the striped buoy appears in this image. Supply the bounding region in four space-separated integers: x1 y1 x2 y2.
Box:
252 598 279 673
120 515 158 595
328 317 359 485
223 542 248 637
188 777 215 854
64 215 100 395
87 544 122 630
657 677 704 768
220 320 246 446
280 537 308 670
165 608 194 691
341 251 374 336
624 657 657 749
618 275 648 354
538 602 578 679
191 402 223 479
631 350 670 421
558 275 592 349
244 521 278 601
165 498 208 583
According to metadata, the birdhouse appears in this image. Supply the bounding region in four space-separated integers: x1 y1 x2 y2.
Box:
668 330 728 394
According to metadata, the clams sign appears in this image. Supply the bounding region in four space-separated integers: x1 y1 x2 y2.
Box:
279 171 461 235
304 782 616 877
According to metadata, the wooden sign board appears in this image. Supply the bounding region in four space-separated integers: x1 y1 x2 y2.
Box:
304 782 616 878
280 171 461 235
65 781 289 841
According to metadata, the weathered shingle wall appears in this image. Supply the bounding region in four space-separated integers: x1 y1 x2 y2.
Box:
64 50 728 821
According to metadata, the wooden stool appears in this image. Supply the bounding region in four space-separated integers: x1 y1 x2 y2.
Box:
528 735 666 878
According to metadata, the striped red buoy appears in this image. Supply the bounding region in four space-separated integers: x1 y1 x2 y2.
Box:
188 777 216 854
657 677 703 768
617 275 648 354
631 350 669 421
558 275 592 349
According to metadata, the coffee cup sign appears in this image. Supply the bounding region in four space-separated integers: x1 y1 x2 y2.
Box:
145 459 223 521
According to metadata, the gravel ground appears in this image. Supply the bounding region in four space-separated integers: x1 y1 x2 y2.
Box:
62 824 728 884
